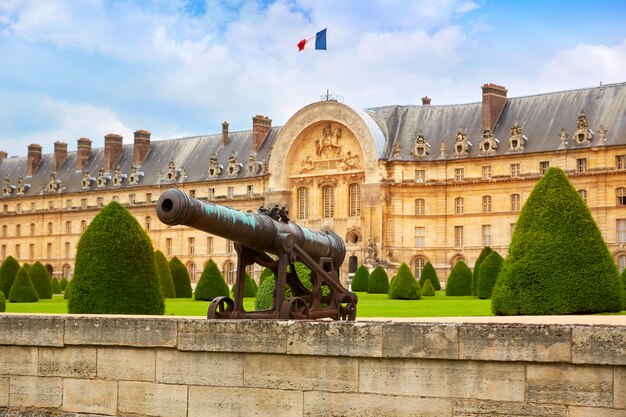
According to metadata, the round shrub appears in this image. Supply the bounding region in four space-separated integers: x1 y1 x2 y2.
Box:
9 267 39 303
0 291 5 312
259 268 274 285
0 256 20 298
195 259 230 301
388 263 421 300
477 251 504 299
155 250 176 298
170 256 193 298
28 261 53 299
446 261 472 296
51 278 62 294
493 168 623 315
60 277 68 291
255 263 312 310
68 201 164 315
368 266 389 294
350 265 369 292
472 247 493 296
421 279 436 296
419 262 441 291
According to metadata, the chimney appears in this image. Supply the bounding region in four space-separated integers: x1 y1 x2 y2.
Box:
421 96 431 106
53 141 68 171
104 133 123 172
27 144 42 176
133 130 151 166
77 138 92 171
0 151 7 160
222 121 229 145
252 115 272 152
482 83 508 132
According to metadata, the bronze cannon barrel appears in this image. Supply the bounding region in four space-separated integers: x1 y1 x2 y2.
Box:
156 189 346 268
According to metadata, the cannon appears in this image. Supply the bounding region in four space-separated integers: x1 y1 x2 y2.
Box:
156 189 358 320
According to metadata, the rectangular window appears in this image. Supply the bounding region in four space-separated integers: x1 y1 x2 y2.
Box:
81 198 88 209
30 202 36 211
454 226 464 247
2 204 7 213
65 242 70 259
146 193 153 203
166 238 173 256
227 187 234 198
16 203 21 213
618 219 626 243
576 158 587 173
454 168 465 181
81 220 87 233
616 155 626 170
129 194 136 204
48 201 55 210
455 197 464 214
322 186 334 218
15 224 20 237
415 199 425 215
247 185 254 198
511 194 521 211
188 237 195 255
226 239 234 254
482 225 491 247
540 161 550 174
482 195 492 213
65 221 71 234
30 223 35 235
415 170 425 183
349 184 361 217
208 188 215 199
97 197 104 207
66 199 72 209
510 223 516 240
510 163 520 177
47 243 52 260
578 189 587 203
482 166 492 180
29 244 35 260
189 189 196 198
297 188 309 220
414 227 425 248
15 244 20 259
1 245 6 260
207 237 213 255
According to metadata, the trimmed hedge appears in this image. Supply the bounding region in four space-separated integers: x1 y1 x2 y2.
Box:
9 267 39 303
0 256 20 297
194 259 230 301
28 261 53 299
477 251 504 299
51 278 62 294
368 266 389 294
388 263 421 300
445 261 472 296
350 265 369 292
492 167 623 315
0 291 5 312
255 262 312 310
170 256 193 298
421 279 436 296
259 268 274 285
155 250 176 298
472 247 493 296
68 201 164 315
419 262 441 291
60 277 68 291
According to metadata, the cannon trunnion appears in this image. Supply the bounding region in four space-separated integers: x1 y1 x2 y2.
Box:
156 189 358 320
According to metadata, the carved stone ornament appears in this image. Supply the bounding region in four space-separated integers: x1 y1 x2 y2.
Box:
299 155 316 174
507 121 527 153
246 153 261 176
128 166 144 185
316 175 338 188
226 151 242 177
479 129 499 156
345 225 362 245
340 151 361 171
573 110 593 146
597 125 607 145
165 160 179 182
207 153 223 179
412 134 431 159
16 175 28 196
341 172 365 184
392 141 402 159
364 236 379 266
96 169 109 188
316 123 342 158
178 167 187 182
112 167 127 187
2 176 13 197
81 171 94 190
291 177 313 188
452 129 471 157
46 173 59 193
438 142 447 159
558 129 568 149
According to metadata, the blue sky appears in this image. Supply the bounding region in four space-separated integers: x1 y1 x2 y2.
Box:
0 0 625 157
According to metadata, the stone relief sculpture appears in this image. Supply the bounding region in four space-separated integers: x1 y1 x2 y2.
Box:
438 142 447 159
207 153 223 179
340 151 360 171
558 129 568 149
597 125 607 145
81 171 94 190
112 167 126 187
316 123 342 158
364 236 379 266
573 110 593 146
226 151 242 177
96 169 109 188
412 134 431 159
128 166 144 185
46 173 59 193
246 153 262 176
299 155 315 174
165 160 179 182
453 129 471 157
507 120 526 153
479 130 499 156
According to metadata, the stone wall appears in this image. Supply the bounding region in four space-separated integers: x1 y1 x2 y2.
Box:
0 315 624 417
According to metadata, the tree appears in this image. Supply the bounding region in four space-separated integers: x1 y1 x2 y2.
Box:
51 278 62 294
477 251 504 299
154 250 176 298
63 280 72 300
9 267 39 303
170 257 193 298
419 262 441 291
368 266 389 294
28 261 53 299
0 291 5 312
445 261 472 296
472 247 493 296
350 265 369 292
388 263 421 300
60 277 68 291
68 201 164 314
194 259 230 301
0 256 20 297
492 167 623 315
421 279 436 296
259 268 274 285
621 268 626 310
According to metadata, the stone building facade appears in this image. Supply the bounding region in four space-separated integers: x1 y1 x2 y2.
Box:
1 82 625 284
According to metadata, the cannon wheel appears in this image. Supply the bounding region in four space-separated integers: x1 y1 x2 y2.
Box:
338 294 357 321
207 296 235 319
279 297 310 320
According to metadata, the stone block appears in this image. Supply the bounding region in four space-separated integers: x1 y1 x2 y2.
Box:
156 350 242 386
572 326 626 365
178 319 289 353
63 378 117 415
569 408 626 417
382 322 458 359
459 324 571 363
38 347 96 378
9 376 62 408
615 366 626 409
0 316 64 347
118 381 187 417
188 386 302 417
359 358 525 402
304 391 452 417
97 347 155 381
286 321 382 357
526 363 613 406
0 377 7 407
65 316 177 347
244 353 358 392
0 346 37 376
452 399 568 416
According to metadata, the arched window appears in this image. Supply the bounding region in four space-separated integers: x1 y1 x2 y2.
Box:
618 254 626 273
578 189 587 204
187 262 197 282
415 198 425 215
322 186 334 218
413 257 426 280
145 216 151 230
297 187 308 220
455 197 464 214
511 194 521 211
617 187 626 206
349 184 361 217
482 195 492 213
224 261 235 285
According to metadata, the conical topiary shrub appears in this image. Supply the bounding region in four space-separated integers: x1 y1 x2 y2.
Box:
63 280 72 300
350 265 369 292
28 261 53 299
9 267 39 303
194 259 230 301
51 278 62 294
368 266 389 294
170 256 193 298
477 251 504 299
255 262 314 310
60 277 68 291
621 268 626 310
0 291 5 312
388 263 421 300
419 262 441 291
445 261 472 296
472 247 493 296
230 272 258 297
68 201 164 315
492 167 623 315
421 279 436 296
0 256 20 298
22 263 30 270
154 250 176 298
259 268 274 285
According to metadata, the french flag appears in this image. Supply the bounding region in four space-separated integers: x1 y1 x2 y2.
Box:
297 28 327 51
